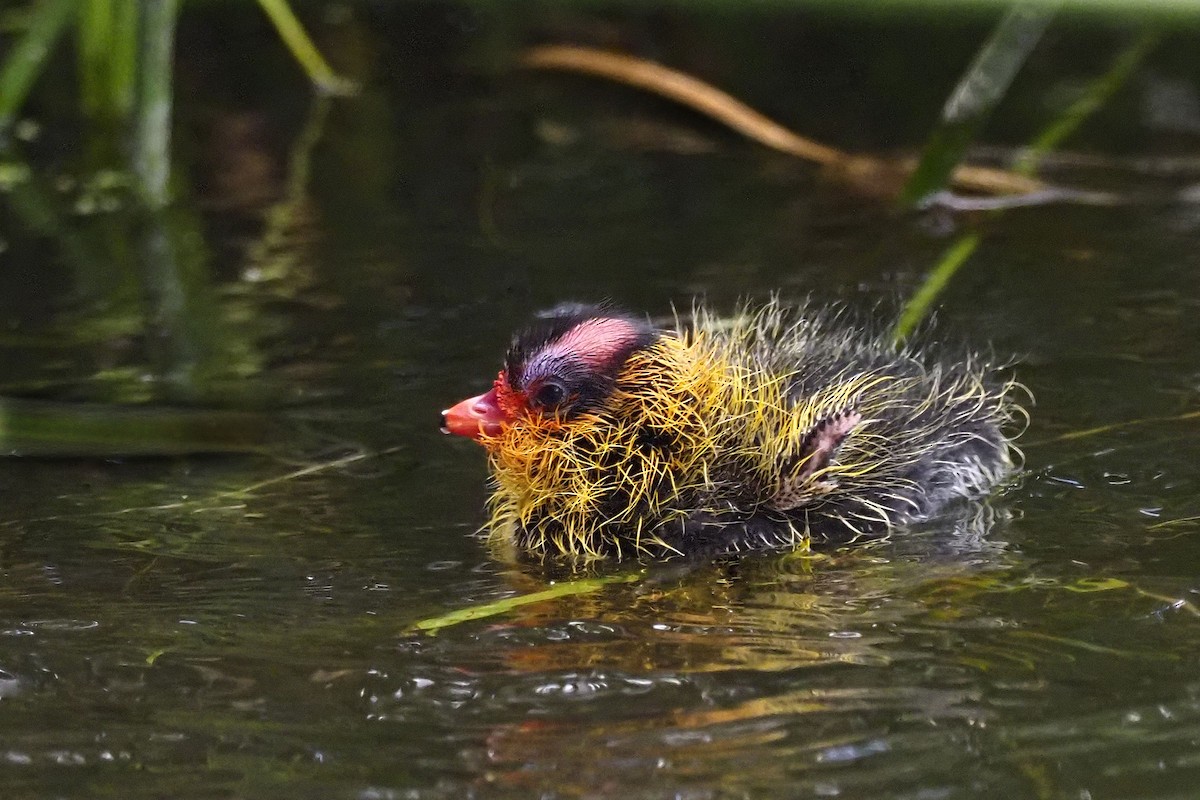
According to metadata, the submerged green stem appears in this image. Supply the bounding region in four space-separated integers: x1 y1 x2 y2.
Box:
408 573 643 635
0 397 271 457
1023 409 1200 447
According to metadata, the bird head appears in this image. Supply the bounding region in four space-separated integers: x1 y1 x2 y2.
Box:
441 304 660 444
442 304 744 558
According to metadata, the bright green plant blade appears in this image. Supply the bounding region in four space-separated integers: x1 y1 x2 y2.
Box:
899 2 1058 206
407 573 643 635
256 0 357 95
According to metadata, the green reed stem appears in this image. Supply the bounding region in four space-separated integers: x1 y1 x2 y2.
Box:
1015 29 1159 175
256 0 357 95
77 0 138 122
132 0 178 209
900 2 1058 207
894 232 982 343
0 397 271 457
895 24 1156 343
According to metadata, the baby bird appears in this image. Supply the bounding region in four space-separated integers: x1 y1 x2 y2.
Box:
442 300 1023 560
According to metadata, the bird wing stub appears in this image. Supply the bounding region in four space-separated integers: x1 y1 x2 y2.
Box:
770 408 863 511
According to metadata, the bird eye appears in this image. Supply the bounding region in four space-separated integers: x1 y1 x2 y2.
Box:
532 381 568 410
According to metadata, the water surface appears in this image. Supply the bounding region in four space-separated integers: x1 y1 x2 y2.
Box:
2 5 1200 798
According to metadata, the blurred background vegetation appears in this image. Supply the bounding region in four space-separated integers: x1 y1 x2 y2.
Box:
2 0 1199 455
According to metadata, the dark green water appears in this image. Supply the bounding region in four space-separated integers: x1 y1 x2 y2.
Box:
3 5 1200 798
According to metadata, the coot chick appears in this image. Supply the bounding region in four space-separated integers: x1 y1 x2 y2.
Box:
442 300 1024 559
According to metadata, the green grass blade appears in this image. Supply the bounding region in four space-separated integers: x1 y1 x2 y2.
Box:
894 232 981 344
77 0 113 118
899 2 1058 206
896 16 1154 342
1015 29 1158 175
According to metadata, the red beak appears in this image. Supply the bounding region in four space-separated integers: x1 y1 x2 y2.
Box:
441 388 509 441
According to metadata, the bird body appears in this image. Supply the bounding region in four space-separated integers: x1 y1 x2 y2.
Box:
443 300 1024 560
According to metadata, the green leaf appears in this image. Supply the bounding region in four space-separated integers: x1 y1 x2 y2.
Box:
899 2 1058 206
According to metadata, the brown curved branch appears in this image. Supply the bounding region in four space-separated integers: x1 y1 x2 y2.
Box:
520 44 1045 198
